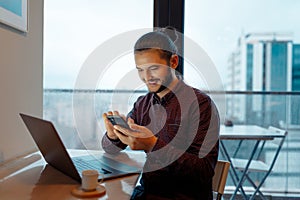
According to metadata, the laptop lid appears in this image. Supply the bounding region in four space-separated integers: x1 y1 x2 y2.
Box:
20 113 82 182
19 113 141 183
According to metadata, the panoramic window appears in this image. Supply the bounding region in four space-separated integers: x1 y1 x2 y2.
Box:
43 0 300 195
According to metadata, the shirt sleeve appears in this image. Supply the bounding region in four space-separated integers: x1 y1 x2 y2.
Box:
101 132 127 154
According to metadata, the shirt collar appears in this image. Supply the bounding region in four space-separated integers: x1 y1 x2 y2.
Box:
152 80 184 105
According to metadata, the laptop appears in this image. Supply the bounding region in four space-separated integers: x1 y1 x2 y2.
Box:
19 113 141 183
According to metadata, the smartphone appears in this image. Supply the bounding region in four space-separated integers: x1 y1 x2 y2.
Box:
106 115 131 130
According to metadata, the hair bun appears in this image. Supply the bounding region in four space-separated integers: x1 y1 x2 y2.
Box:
157 26 178 44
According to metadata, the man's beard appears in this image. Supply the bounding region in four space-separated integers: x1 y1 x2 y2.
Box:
155 68 173 94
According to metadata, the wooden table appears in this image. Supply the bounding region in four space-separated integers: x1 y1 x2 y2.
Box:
0 149 146 200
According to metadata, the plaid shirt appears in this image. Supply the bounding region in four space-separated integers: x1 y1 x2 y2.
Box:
102 80 220 199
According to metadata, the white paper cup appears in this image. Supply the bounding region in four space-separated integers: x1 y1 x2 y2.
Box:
81 170 99 191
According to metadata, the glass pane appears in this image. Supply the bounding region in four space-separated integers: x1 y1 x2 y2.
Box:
43 1 152 149
185 0 300 194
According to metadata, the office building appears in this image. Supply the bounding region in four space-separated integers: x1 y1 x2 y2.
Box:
226 32 300 126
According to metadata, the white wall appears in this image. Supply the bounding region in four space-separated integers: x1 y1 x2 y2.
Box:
0 0 44 163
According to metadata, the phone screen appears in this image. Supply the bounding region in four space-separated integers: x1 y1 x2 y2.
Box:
106 115 131 130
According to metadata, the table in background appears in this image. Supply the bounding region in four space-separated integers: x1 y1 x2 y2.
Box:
220 125 286 200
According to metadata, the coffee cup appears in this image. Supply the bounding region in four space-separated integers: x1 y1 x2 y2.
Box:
81 170 103 192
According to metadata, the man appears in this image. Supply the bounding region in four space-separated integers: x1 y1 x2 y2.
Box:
102 29 220 199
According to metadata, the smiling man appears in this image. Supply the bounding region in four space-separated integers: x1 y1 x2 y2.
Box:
102 28 220 200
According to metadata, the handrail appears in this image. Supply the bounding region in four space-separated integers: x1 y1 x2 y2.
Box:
43 89 300 95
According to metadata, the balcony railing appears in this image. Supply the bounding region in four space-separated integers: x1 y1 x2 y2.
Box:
43 89 300 194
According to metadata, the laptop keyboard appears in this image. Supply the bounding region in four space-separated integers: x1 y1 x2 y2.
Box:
73 157 112 174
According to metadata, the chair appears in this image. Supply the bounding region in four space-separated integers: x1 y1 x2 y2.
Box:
230 126 287 200
213 160 231 200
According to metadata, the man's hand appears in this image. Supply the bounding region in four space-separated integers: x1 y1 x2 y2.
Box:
113 118 158 152
102 111 123 140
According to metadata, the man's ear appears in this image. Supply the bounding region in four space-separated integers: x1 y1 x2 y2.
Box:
170 54 179 69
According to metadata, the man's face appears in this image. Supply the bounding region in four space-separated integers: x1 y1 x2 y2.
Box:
134 50 174 93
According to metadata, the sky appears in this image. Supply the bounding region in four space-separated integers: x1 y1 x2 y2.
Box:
44 0 300 89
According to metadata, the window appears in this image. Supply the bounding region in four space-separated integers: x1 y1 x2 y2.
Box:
44 0 153 149
185 0 300 193
43 0 300 194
